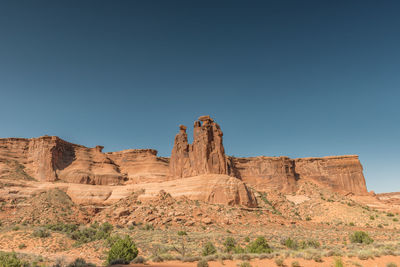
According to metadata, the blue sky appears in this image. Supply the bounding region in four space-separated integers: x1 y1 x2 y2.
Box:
0 1 399 193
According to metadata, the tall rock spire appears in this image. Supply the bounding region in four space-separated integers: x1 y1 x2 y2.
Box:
170 116 228 177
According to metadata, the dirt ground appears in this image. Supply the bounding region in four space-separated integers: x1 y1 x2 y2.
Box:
123 256 400 266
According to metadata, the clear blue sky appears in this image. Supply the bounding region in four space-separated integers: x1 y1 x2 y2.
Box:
0 1 399 193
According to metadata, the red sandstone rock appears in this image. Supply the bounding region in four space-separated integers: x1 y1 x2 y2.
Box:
294 155 368 195
170 116 227 177
0 116 370 198
229 156 297 192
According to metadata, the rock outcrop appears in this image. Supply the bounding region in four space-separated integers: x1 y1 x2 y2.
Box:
0 116 369 199
0 136 168 185
170 116 227 178
229 156 297 192
294 155 368 195
64 174 257 207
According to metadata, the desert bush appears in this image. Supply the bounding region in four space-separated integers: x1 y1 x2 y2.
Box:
282 237 297 249
197 259 209 267
69 222 113 245
202 242 217 256
291 261 300 267
275 257 285 266
46 223 78 234
358 250 374 260
239 261 252 267
334 257 344 267
281 237 320 250
177 230 187 236
142 223 154 231
32 228 51 238
313 254 323 262
0 251 28 267
387 263 397 267
246 237 272 253
18 244 26 249
106 235 138 265
223 237 236 253
182 256 201 262
152 255 164 262
350 231 374 244
67 258 95 267
131 256 146 264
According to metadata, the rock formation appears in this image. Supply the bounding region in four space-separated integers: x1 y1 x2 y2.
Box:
0 136 168 185
170 115 228 177
229 156 298 192
0 115 369 203
294 155 368 195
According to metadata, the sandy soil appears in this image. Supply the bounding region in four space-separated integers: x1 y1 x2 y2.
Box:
122 256 400 267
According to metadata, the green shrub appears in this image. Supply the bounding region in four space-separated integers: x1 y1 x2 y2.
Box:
387 213 395 217
334 257 344 267
233 245 245 254
177 230 187 236
69 222 113 245
106 235 138 265
350 231 374 244
46 223 78 234
32 228 51 238
299 240 320 249
197 259 209 267
0 251 28 267
67 258 95 267
387 263 397 267
349 222 355 226
239 261 252 267
291 261 300 267
281 238 320 250
282 237 297 249
18 244 26 249
246 236 272 253
223 237 236 253
202 242 217 256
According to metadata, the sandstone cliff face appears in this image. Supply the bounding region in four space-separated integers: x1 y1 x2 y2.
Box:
170 116 227 178
0 116 369 198
229 156 297 192
294 155 368 195
107 149 169 183
0 136 167 185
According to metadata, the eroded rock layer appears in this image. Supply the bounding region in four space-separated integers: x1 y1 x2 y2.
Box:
229 156 297 192
294 155 368 195
0 136 167 185
0 116 369 199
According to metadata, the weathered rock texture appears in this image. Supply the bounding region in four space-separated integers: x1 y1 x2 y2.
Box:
294 155 367 195
228 156 298 192
0 116 369 199
0 136 168 185
170 116 227 178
